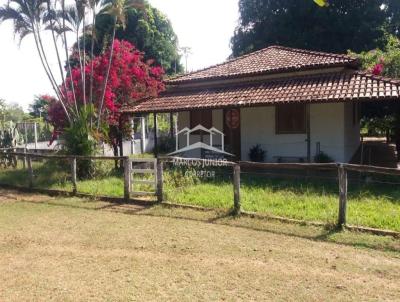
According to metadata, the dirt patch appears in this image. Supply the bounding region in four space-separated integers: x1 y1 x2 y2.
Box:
0 189 53 203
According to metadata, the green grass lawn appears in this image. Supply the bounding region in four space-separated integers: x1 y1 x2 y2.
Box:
165 177 400 231
0 160 399 232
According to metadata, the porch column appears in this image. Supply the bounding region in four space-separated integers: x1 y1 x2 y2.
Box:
153 113 158 157
141 116 146 153
169 112 174 138
306 104 311 162
24 122 28 149
130 117 135 155
34 122 38 150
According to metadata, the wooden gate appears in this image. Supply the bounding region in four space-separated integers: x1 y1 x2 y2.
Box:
129 158 157 196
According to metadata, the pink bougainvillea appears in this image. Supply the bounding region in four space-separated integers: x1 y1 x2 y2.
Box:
48 39 164 139
371 58 385 76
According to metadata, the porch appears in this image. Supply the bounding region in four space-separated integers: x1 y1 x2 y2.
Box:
172 101 360 163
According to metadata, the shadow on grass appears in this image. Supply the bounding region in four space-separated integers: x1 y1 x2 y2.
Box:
16 196 400 254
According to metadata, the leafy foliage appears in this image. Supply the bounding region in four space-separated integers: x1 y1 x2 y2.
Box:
0 99 29 123
1 0 162 159
350 36 400 139
29 95 53 119
63 106 98 178
80 0 182 75
231 0 400 57
48 39 164 155
248 144 266 162
349 35 400 79
314 151 334 163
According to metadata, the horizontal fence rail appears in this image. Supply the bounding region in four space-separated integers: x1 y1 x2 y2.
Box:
239 161 338 170
158 156 236 167
4 151 128 161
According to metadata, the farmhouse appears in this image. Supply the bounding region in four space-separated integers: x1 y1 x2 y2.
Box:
124 46 400 162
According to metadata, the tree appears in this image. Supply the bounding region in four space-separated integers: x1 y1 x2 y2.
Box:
0 0 166 163
0 100 28 123
231 0 400 57
349 35 400 79
0 99 6 122
81 0 182 75
0 0 71 119
29 95 53 119
47 39 164 158
350 35 400 155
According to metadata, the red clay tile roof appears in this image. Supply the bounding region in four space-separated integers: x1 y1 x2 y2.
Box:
167 46 359 84
124 72 400 113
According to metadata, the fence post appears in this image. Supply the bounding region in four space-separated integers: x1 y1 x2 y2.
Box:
27 155 33 189
22 148 27 169
233 163 241 215
71 157 77 195
338 164 348 228
156 158 163 203
124 157 131 201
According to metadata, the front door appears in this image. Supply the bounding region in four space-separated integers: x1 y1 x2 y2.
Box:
223 108 241 161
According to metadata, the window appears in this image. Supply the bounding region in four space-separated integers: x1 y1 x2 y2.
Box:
190 110 212 129
276 104 306 134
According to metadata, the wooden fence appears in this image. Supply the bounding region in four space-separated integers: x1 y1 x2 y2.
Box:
1 150 400 233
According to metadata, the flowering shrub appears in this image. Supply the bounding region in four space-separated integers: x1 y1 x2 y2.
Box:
371 58 385 76
48 39 164 151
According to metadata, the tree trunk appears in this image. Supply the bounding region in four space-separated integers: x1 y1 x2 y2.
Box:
46 1 68 99
97 19 117 128
31 22 71 122
89 8 96 116
61 0 78 115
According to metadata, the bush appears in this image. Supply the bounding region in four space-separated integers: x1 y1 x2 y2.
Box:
164 166 200 188
314 151 334 163
248 144 266 162
62 107 98 179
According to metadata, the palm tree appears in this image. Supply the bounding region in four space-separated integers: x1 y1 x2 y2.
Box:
96 0 144 128
0 0 71 122
43 0 69 107
57 2 87 110
88 0 101 110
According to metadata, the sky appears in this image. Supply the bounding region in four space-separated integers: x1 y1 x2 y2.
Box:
0 0 239 110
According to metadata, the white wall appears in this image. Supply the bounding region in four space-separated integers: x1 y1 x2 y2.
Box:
241 103 359 162
343 102 361 162
310 103 345 162
176 104 359 163
241 106 307 162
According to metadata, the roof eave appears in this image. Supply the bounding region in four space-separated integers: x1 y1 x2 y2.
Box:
165 61 360 86
122 96 400 115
